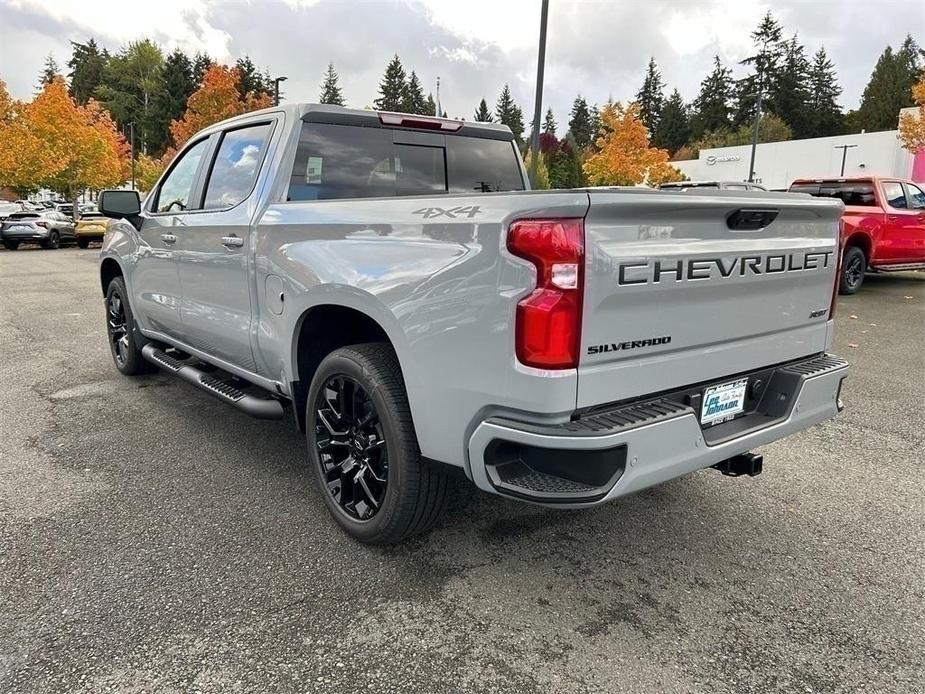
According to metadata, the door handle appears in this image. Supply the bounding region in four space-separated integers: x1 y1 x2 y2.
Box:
221 235 244 248
160 233 177 245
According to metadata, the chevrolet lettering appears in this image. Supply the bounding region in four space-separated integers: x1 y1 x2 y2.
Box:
617 251 834 286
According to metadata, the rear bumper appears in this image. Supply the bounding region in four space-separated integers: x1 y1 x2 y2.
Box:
467 353 848 506
2 230 49 241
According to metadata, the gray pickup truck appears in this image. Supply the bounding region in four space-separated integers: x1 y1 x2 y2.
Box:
97 104 848 544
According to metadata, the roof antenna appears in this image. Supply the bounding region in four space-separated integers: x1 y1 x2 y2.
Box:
436 76 442 117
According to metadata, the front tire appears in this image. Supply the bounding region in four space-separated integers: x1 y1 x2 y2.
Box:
840 246 866 294
105 277 155 376
306 343 448 544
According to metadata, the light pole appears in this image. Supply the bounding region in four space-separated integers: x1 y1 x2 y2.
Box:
834 144 857 176
747 70 764 183
273 76 288 107
528 0 549 188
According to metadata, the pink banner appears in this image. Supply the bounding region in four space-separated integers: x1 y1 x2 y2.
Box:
913 149 925 183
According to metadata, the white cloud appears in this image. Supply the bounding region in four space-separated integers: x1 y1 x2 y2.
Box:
1 0 921 130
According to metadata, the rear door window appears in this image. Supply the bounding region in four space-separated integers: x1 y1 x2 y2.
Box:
203 123 273 210
288 123 523 201
882 181 907 209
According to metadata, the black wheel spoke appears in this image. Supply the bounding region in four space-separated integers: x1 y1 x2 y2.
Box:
106 292 129 366
313 373 388 521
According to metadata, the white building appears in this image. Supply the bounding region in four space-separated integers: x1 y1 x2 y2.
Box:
673 128 917 191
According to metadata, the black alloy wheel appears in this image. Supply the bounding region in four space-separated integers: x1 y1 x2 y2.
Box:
313 374 388 521
840 246 866 294
107 292 129 367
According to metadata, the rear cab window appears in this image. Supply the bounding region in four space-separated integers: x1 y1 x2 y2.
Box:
789 180 877 206
288 122 524 201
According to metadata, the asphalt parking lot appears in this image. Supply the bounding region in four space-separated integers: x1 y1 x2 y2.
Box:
0 247 923 694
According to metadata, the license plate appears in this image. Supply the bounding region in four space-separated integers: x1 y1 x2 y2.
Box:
9 225 29 232
701 378 748 425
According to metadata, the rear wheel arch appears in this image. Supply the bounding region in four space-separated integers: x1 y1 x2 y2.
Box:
290 303 407 432
843 232 871 262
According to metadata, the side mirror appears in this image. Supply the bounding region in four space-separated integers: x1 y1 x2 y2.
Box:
99 190 141 219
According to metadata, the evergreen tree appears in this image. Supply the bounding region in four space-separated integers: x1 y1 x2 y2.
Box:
374 55 407 111
542 107 556 136
474 97 493 122
191 52 214 88
494 84 525 141
856 36 923 131
770 34 812 138
734 11 785 127
318 63 345 105
236 56 270 100
691 56 734 138
97 39 165 154
403 71 428 114
67 39 108 105
567 95 594 149
805 47 843 138
589 104 602 145
635 57 664 135
150 49 194 152
38 54 60 89
425 93 437 116
653 89 689 153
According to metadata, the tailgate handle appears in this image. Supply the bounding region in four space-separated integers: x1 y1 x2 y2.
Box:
726 208 779 231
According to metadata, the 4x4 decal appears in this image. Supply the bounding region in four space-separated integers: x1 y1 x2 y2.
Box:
412 205 482 219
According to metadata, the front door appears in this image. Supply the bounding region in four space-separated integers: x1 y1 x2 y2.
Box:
174 121 275 373
132 137 211 338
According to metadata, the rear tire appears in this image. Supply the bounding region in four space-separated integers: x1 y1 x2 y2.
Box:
105 276 156 376
306 343 448 544
840 246 866 294
3 241 18 251
77 238 90 249
42 231 60 250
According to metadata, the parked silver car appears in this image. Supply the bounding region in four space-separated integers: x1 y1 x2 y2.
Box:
1 210 76 250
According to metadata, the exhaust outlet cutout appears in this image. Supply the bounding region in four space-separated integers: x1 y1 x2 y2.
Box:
712 452 763 477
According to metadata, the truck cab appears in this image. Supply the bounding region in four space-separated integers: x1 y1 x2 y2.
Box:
789 176 925 293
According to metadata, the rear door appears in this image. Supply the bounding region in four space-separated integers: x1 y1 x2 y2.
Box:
174 119 276 372
578 188 842 408
879 180 923 264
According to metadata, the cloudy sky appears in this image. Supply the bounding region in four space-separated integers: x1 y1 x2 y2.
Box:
1 0 922 126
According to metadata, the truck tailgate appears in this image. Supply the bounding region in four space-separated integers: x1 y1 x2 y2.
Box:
578 189 843 409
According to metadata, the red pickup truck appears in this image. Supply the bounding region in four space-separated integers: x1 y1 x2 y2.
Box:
789 177 925 293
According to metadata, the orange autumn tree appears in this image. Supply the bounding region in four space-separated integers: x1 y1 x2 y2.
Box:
583 101 685 186
898 74 925 153
0 77 128 202
0 78 59 195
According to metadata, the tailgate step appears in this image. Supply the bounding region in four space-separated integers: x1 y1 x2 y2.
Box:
141 344 284 420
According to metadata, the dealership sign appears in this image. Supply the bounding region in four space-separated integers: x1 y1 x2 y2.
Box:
705 154 741 165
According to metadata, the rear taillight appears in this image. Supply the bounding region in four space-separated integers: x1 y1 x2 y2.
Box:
35 221 47 228
507 218 584 369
